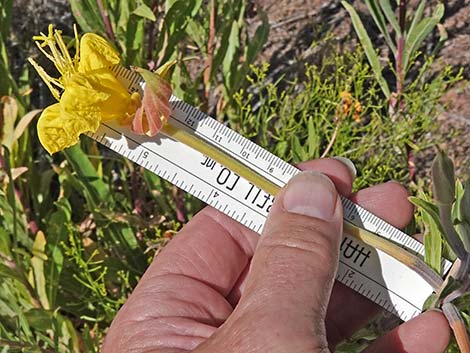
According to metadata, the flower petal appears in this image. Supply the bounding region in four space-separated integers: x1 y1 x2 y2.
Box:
132 68 172 136
37 103 100 154
78 33 120 72
132 105 146 134
81 68 136 121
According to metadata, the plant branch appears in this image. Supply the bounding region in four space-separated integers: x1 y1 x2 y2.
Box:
97 0 116 43
321 121 340 158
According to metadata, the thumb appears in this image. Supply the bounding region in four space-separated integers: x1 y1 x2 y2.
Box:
231 171 343 351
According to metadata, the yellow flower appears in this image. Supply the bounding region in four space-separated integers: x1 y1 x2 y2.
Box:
339 91 353 115
353 101 362 123
29 25 140 154
338 91 362 123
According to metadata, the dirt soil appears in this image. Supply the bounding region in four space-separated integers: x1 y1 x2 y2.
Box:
255 0 470 178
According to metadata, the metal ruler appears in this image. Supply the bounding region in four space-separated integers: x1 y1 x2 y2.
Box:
85 67 452 322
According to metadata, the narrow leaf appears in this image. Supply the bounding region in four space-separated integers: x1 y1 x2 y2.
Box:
63 144 109 207
342 1 390 98
246 10 269 65
404 3 444 72
69 0 105 34
307 116 319 158
459 182 470 224
432 151 455 205
408 0 426 38
222 20 240 91
364 0 397 53
379 0 400 34
409 196 443 272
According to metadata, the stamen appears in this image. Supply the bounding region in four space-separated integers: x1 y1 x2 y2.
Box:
54 29 75 75
35 42 56 64
73 24 80 66
28 58 62 101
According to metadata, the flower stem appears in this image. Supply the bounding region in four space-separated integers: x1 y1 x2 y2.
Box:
161 122 441 290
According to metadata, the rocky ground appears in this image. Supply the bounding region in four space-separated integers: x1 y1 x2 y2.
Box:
255 0 470 177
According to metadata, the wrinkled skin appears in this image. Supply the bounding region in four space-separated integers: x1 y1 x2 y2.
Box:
103 158 450 353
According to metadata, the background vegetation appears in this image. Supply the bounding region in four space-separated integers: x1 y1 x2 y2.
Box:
0 0 466 351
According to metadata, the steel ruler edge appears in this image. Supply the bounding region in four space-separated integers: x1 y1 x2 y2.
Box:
83 66 452 321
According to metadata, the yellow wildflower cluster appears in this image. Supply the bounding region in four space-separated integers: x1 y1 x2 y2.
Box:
339 91 362 123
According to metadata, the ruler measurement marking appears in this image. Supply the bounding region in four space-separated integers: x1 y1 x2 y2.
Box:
338 260 421 311
101 123 270 218
171 118 288 187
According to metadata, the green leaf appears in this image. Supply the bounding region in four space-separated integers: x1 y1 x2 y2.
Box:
245 10 269 65
307 116 319 158
63 144 110 208
409 196 444 233
422 210 443 273
24 309 53 331
455 291 470 312
342 1 390 98
291 135 308 163
407 0 426 39
422 292 438 310
379 0 400 35
409 196 443 272
157 0 193 64
432 150 455 205
132 4 156 21
456 222 470 253
0 191 30 249
44 199 71 307
403 3 444 72
117 0 131 31
0 228 11 258
459 182 470 224
69 0 106 34
364 0 396 53
186 18 206 51
222 20 240 91
0 263 23 283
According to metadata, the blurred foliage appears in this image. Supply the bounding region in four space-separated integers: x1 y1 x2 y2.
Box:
0 0 465 352
412 152 470 353
231 52 461 190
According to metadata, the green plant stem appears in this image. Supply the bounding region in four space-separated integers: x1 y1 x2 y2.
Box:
161 122 441 290
97 0 116 43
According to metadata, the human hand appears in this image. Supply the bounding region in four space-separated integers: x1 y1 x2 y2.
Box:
102 158 450 353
